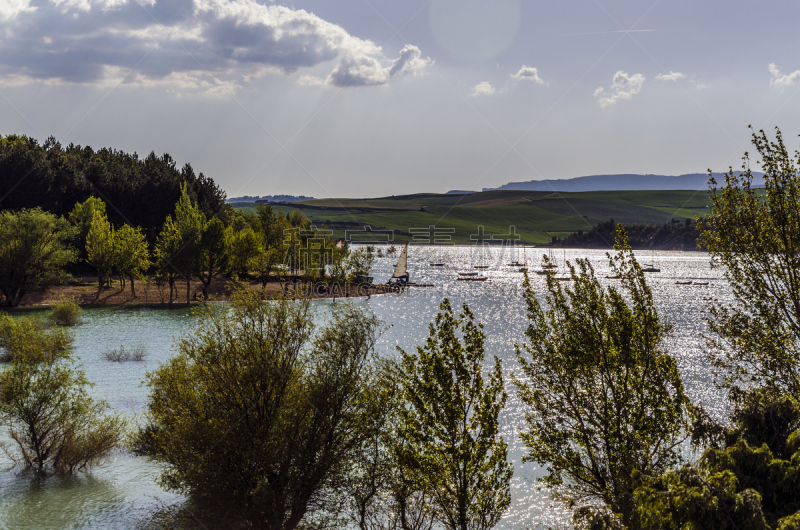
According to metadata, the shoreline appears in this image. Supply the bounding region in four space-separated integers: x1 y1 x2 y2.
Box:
10 276 399 309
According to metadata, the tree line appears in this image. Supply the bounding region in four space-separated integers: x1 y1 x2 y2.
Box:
551 217 702 250
3 127 800 529
0 186 378 307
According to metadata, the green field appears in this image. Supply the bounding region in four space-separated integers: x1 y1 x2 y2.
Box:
233 190 710 244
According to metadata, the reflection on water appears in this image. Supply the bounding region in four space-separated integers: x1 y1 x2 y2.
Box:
0 247 728 529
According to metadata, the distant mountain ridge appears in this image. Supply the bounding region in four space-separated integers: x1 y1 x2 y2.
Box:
485 172 765 192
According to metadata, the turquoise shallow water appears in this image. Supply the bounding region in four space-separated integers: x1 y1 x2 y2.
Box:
0 247 729 529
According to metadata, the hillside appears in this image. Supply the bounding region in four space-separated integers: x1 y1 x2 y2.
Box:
234 189 711 245
486 172 765 192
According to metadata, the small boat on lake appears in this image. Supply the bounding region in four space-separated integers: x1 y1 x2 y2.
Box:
457 276 488 282
676 280 692 285
458 271 479 277
429 263 445 267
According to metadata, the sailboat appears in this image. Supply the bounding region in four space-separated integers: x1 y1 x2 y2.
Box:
473 244 489 269
507 242 523 267
642 244 660 273
390 244 410 285
534 248 558 275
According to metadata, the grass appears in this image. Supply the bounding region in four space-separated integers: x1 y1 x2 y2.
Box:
233 189 712 243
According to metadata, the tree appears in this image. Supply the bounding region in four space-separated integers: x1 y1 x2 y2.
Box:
514 227 689 528
0 320 125 474
196 217 226 300
699 126 800 395
0 313 72 363
635 388 800 529
142 288 381 528
114 224 151 297
0 208 77 307
68 196 107 261
347 246 376 280
85 209 116 288
155 185 204 304
225 226 261 278
397 298 511 530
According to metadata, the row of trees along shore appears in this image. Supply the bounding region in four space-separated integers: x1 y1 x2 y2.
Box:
4 127 800 529
0 133 375 306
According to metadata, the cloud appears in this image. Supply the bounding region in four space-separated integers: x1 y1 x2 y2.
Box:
655 71 684 81
470 81 495 97
769 63 800 87
297 75 322 87
594 71 645 107
326 44 430 87
0 0 430 93
511 65 543 84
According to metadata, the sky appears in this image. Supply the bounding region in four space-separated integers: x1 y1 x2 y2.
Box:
1 0 800 199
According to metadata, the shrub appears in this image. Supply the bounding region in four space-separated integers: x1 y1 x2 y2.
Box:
0 313 72 362
103 344 148 362
49 297 82 326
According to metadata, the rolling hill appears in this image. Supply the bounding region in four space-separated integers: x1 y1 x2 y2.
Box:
234 189 711 245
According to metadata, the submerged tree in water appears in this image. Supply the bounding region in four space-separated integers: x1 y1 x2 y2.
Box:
141 288 381 529
0 318 125 474
515 226 689 529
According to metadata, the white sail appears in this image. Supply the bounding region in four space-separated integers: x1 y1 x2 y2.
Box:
392 244 408 278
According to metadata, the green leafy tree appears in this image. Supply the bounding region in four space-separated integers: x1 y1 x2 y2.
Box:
154 184 204 304
154 217 181 305
0 208 77 307
85 209 116 288
249 246 286 288
196 217 225 300
347 246 376 280
397 298 511 530
635 388 800 529
514 227 689 528
699 126 800 395
68 196 106 261
142 289 381 528
114 224 151 297
0 313 72 363
225 226 261 278
0 321 125 474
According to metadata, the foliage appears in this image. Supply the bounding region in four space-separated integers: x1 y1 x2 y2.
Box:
0 134 225 241
0 208 77 307
514 226 689 528
85 209 116 287
143 289 381 528
49 297 83 326
68 196 107 261
553 218 701 250
0 335 125 474
102 344 148 362
114 223 151 296
225 226 261 278
347 246 377 279
635 388 800 529
398 298 511 530
196 217 226 299
699 127 800 395
0 313 72 362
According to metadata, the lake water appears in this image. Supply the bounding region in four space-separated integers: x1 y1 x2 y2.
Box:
0 247 730 529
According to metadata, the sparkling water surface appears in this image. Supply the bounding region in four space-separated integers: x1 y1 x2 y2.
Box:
0 247 729 529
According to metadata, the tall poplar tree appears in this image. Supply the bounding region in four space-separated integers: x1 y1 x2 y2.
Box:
398 299 511 530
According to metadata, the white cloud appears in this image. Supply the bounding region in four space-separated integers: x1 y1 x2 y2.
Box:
769 63 800 87
325 44 430 87
594 71 645 108
655 71 684 81
0 0 430 93
297 75 322 87
511 65 543 84
696 82 707 90
470 81 495 97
